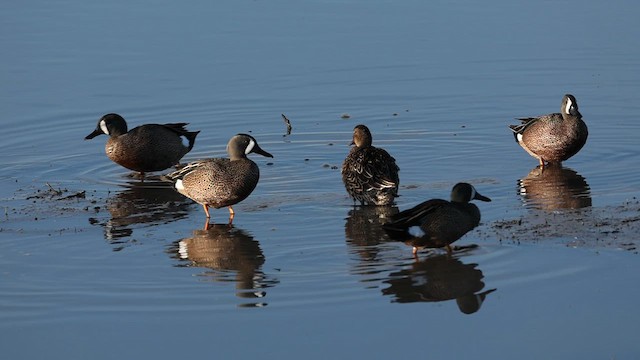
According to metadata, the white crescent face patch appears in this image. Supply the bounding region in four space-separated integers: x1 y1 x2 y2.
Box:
99 119 109 135
245 138 255 155
565 97 573 114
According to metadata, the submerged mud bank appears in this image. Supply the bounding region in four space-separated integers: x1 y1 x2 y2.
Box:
3 183 639 254
480 199 640 253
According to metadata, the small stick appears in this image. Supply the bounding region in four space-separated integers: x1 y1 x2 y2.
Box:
281 114 292 135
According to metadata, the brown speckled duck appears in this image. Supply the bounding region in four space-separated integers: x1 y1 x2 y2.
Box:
85 113 199 177
383 183 491 255
509 94 588 167
342 124 400 206
163 134 273 225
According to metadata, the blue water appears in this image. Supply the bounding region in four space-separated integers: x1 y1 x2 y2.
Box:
1 0 640 359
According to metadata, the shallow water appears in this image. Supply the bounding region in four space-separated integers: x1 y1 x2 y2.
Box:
2 0 640 358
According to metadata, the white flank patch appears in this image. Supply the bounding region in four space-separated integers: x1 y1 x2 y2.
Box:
408 226 425 237
516 133 524 143
565 97 573 114
178 240 189 259
180 135 190 148
245 138 255 155
175 179 185 191
99 119 109 135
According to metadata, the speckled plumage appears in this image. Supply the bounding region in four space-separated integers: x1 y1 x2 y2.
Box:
342 125 399 206
383 183 491 255
85 113 199 176
509 94 588 167
164 134 273 224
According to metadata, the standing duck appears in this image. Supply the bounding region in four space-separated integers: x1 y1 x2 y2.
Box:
163 134 273 226
509 94 588 167
342 124 400 206
383 183 491 255
85 113 199 177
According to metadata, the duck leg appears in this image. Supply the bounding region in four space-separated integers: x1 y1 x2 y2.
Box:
202 205 212 230
228 206 235 225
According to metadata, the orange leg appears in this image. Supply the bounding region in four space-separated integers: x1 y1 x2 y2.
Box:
445 244 453 254
202 205 212 230
228 206 235 225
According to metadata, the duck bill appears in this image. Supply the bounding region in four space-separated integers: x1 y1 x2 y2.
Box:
474 192 491 202
85 128 103 140
252 145 273 158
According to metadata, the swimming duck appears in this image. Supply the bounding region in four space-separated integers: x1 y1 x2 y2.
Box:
382 183 491 255
163 134 273 225
342 124 400 206
509 94 588 167
85 113 199 177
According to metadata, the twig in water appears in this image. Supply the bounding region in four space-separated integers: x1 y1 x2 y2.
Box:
281 114 293 135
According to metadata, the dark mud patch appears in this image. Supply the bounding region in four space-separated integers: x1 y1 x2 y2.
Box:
479 199 640 253
1 183 103 234
25 183 88 202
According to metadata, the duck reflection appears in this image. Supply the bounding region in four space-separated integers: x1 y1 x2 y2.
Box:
170 224 278 307
89 180 192 243
381 254 496 314
518 164 591 210
345 206 399 262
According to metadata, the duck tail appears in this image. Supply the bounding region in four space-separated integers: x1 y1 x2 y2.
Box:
508 124 521 142
184 130 200 152
163 123 200 151
381 223 412 241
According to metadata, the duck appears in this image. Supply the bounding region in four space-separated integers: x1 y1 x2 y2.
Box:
509 94 588 168
382 183 491 255
341 124 400 206
85 113 199 177
163 133 273 226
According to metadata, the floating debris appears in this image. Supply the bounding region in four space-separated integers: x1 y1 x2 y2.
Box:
341 113 351 119
25 183 86 201
281 114 292 136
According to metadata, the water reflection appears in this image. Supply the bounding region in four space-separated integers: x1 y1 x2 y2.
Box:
88 180 192 246
518 164 592 210
345 206 399 262
381 255 496 314
170 224 278 308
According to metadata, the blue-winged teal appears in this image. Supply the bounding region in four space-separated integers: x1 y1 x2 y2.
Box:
342 124 400 206
382 183 491 255
163 134 273 225
85 113 199 177
509 94 588 167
